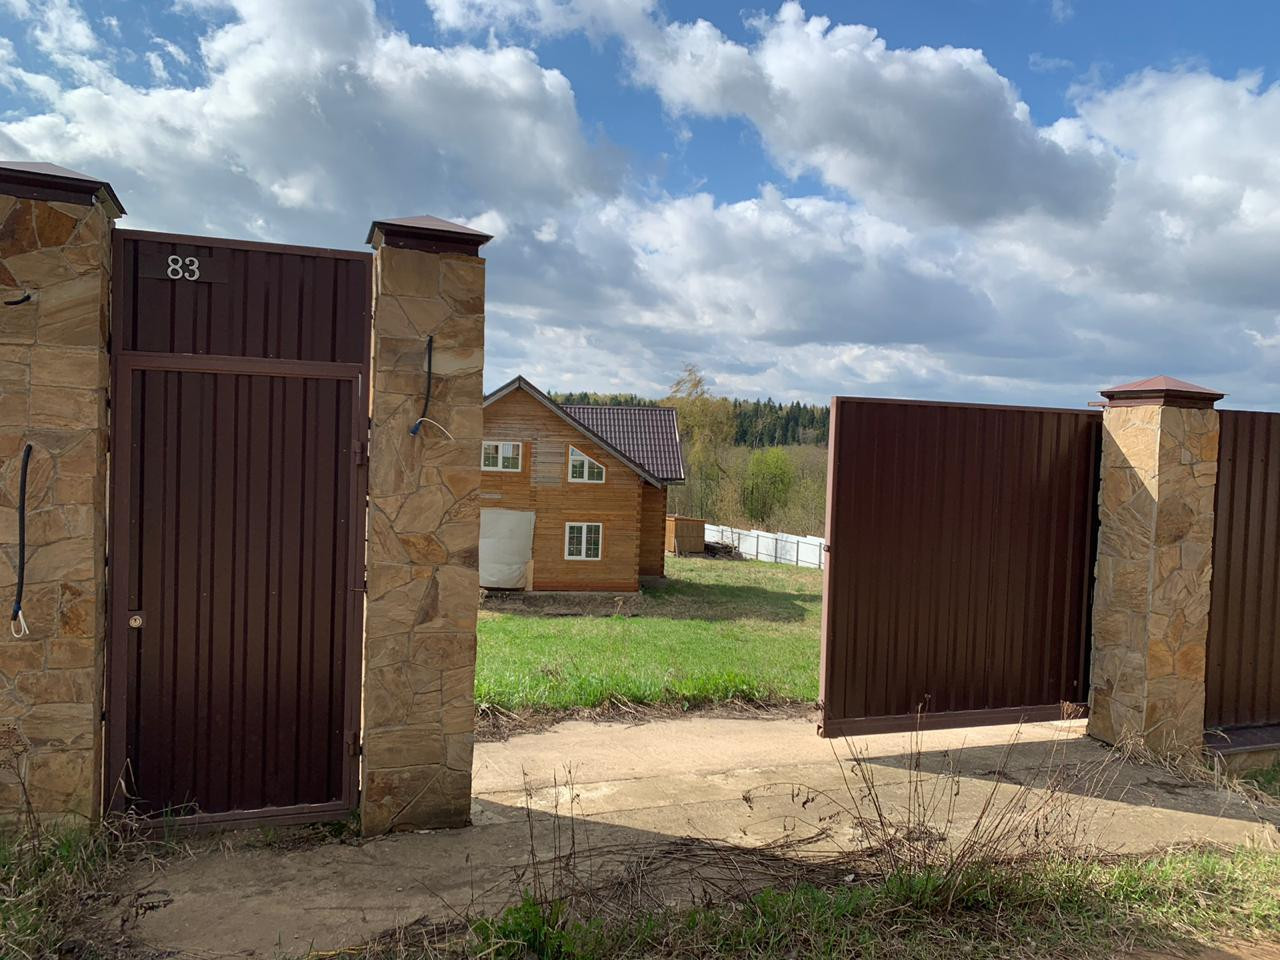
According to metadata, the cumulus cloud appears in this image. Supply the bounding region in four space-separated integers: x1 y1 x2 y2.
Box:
433 0 1117 226
1 0 1279 409
0 0 617 241
628 4 1117 225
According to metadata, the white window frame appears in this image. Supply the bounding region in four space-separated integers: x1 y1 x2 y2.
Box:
564 521 603 561
567 445 605 483
482 440 522 472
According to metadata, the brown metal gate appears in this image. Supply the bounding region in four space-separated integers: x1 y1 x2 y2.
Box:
820 398 1100 736
1205 409 1280 731
107 230 371 826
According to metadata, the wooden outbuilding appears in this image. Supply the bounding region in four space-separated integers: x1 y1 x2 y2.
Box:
480 377 684 591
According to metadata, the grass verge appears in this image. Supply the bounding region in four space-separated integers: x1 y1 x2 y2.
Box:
332 848 1280 960
0 817 141 958
1243 762 1280 800
475 556 821 712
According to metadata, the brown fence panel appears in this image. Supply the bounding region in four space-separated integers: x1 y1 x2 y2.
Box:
107 230 370 827
820 398 1100 736
665 515 705 555
1205 410 1280 730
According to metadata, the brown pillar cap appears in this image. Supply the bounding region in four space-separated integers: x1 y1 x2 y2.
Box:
1099 375 1225 409
366 215 492 256
0 161 125 217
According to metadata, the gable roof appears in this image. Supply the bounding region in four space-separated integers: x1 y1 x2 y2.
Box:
561 404 685 483
484 376 671 487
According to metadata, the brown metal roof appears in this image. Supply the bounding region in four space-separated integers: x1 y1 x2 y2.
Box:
1100 374 1225 408
562 404 685 483
365 215 492 253
1102 374 1222 396
0 160 125 216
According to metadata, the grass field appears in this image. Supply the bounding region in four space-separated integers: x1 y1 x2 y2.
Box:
475 555 822 711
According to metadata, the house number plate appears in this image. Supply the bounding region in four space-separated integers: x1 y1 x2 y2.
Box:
140 251 229 284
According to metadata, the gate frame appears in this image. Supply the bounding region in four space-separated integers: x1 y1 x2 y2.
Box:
104 228 372 829
819 395 1099 738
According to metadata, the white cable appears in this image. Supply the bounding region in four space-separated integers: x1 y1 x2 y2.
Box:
413 417 455 440
10 610 28 638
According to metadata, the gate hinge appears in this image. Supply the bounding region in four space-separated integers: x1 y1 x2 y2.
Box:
346 732 361 757
354 441 368 465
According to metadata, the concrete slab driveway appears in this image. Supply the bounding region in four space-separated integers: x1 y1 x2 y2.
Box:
115 716 1279 957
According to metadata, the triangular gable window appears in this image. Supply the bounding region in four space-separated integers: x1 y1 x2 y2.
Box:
568 445 605 483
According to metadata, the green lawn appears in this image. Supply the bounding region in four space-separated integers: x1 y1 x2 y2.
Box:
475 555 822 711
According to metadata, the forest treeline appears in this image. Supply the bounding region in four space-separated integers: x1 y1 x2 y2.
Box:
550 391 830 447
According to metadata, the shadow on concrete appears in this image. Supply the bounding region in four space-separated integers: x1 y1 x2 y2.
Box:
841 733 1280 827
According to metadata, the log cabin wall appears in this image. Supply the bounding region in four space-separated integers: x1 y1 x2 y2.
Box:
481 389 646 591
639 484 667 577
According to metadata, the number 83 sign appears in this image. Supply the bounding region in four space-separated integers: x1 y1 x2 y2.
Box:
166 255 200 280
140 250 227 284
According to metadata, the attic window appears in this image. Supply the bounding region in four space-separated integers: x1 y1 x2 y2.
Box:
568 446 605 483
483 440 522 472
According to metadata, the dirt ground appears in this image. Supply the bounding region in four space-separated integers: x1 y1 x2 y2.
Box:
102 715 1279 958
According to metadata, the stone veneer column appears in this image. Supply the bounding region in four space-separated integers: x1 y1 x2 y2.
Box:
0 165 121 820
361 216 490 834
1087 376 1223 755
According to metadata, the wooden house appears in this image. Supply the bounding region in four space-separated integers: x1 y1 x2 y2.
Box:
479 376 685 591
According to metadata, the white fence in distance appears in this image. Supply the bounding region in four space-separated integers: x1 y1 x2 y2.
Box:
703 523 826 570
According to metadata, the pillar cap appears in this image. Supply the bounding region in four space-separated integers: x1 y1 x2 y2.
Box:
1100 375 1224 409
366 215 491 256
0 161 125 217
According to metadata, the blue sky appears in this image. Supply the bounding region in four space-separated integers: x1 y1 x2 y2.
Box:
2 0 1279 409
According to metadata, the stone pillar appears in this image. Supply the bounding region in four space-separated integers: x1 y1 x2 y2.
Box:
1088 375 1223 754
361 216 489 834
0 164 122 821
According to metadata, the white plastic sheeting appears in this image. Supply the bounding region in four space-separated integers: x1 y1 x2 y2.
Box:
479 508 536 589
703 523 825 569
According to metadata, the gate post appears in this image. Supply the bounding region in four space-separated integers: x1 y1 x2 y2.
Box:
1088 376 1223 755
362 216 490 834
0 164 121 821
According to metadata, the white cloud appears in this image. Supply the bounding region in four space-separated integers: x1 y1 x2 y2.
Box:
426 0 654 37
1050 0 1074 24
144 51 168 83
153 38 192 68
625 3 1116 226
2 0 1279 409
0 0 617 242
1029 52 1073 73
449 1 1116 227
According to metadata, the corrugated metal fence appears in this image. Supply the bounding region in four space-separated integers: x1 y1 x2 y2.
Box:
821 398 1101 736
1206 409 1280 730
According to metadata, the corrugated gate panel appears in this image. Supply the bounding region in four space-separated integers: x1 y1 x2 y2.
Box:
119 368 358 816
820 398 1100 736
108 230 370 826
113 231 370 364
1206 410 1280 730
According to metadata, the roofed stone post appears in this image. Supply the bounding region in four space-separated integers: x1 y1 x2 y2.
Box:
0 163 122 821
1087 376 1223 755
362 216 489 834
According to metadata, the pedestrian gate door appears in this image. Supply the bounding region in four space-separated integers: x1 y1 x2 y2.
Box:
820 398 1101 736
107 230 371 826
